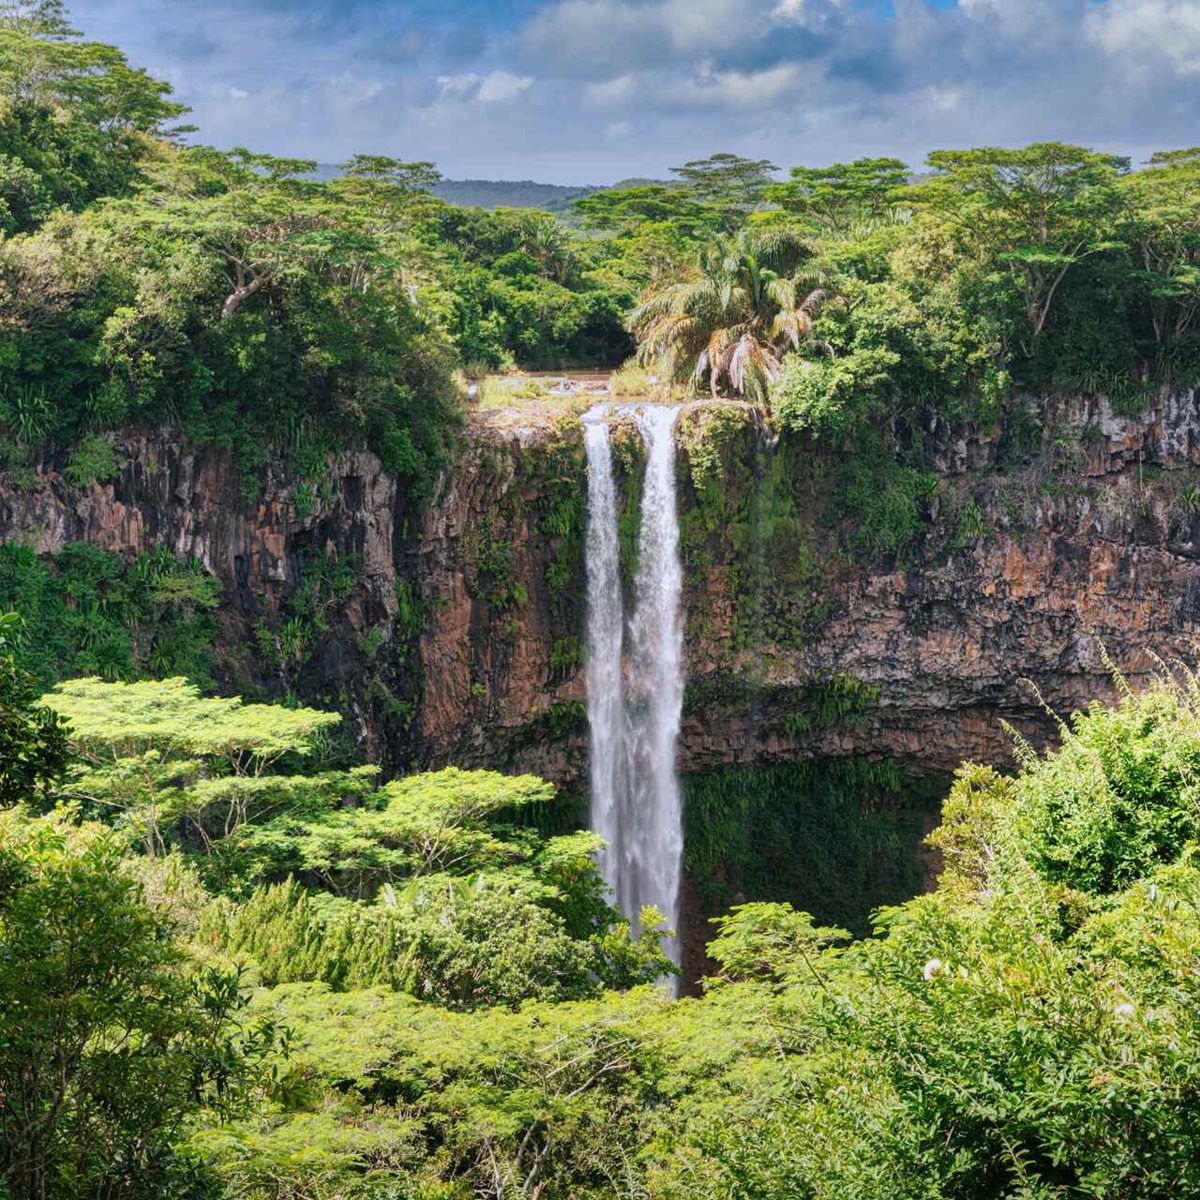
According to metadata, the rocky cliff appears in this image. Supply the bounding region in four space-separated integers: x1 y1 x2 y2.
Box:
4 388 1200 789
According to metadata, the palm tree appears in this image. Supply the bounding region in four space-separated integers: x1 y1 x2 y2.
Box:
628 229 827 403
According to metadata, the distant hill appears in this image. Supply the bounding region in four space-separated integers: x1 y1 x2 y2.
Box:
307 166 604 212
430 179 601 213
304 168 689 215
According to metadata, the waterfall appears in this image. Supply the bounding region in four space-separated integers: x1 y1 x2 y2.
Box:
626 405 685 966
583 409 627 906
583 403 684 972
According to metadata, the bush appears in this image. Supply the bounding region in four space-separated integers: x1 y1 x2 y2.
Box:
63 432 119 487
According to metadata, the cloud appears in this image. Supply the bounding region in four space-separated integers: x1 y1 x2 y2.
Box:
437 72 482 99
64 0 1200 182
583 74 638 108
476 70 534 102
519 0 845 81
435 70 532 104
670 63 801 110
1086 0 1200 74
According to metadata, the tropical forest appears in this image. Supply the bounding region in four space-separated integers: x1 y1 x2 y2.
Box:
3 1 1200 1197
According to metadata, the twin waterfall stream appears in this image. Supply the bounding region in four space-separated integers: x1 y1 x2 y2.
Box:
583 404 685 978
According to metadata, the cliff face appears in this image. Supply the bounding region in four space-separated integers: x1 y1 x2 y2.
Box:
5 389 1200 786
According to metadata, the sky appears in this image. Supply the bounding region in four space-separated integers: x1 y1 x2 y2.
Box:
70 0 1200 184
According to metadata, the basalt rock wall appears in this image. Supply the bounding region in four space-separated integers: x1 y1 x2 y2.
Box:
5 389 1200 784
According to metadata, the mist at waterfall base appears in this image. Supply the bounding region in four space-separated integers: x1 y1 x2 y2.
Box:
583 403 685 981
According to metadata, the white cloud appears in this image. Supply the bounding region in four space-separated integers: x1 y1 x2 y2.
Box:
1086 0 1200 74
771 0 844 31
672 63 800 110
476 70 534 103
521 0 781 77
228 86 249 99
583 74 638 108
436 72 481 99
928 85 963 112
436 70 533 104
72 0 1200 184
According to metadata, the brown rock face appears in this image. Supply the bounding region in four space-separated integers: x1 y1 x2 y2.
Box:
4 389 1200 788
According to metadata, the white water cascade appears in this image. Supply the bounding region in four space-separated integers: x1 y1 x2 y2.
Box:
583 403 685 971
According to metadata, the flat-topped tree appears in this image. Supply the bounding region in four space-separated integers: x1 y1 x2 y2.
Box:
1121 147 1200 346
44 678 367 861
43 676 340 773
230 766 557 895
670 152 779 232
907 142 1128 350
573 183 720 241
339 154 441 193
0 0 190 231
766 157 910 235
332 155 444 245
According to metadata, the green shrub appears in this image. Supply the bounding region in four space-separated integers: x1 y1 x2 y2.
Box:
0 543 219 686
63 433 119 488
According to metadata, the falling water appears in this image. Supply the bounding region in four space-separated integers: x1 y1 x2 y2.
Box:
583 407 627 902
583 403 684 972
626 405 685 965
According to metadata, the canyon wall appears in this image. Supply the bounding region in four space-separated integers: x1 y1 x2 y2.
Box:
4 388 1200 788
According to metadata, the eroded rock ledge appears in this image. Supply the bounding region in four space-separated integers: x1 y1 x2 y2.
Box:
4 389 1200 784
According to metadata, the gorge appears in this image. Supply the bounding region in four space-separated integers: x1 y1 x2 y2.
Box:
5 385 1200 963
9 6 1200 1188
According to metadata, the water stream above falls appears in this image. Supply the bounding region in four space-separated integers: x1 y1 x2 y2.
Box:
583 403 685 976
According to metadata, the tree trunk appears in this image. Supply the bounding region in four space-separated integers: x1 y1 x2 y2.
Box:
221 273 270 320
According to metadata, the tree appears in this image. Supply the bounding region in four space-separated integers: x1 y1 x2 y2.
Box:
670 152 779 232
572 183 720 241
0 0 190 229
193 983 667 1200
339 153 441 195
1122 148 1200 346
45 677 355 860
228 767 556 894
421 202 631 368
908 142 1128 350
629 228 826 402
766 157 910 235
126 146 367 321
0 614 264 1199
0 810 263 1199
0 613 69 806
44 676 340 773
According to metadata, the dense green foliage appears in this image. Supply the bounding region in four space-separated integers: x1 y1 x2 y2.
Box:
0 542 219 686
8 6 1200 1198
0 0 189 233
629 228 826 403
4 2 1196 562
418 204 631 370
40 676 668 1004
0 5 626 496
609 144 1200 424
0 628 266 1200
684 757 944 936
9 583 1200 1198
190 670 1200 1199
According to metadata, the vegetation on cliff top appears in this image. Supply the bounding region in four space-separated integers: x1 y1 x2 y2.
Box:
3 3 1199 507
